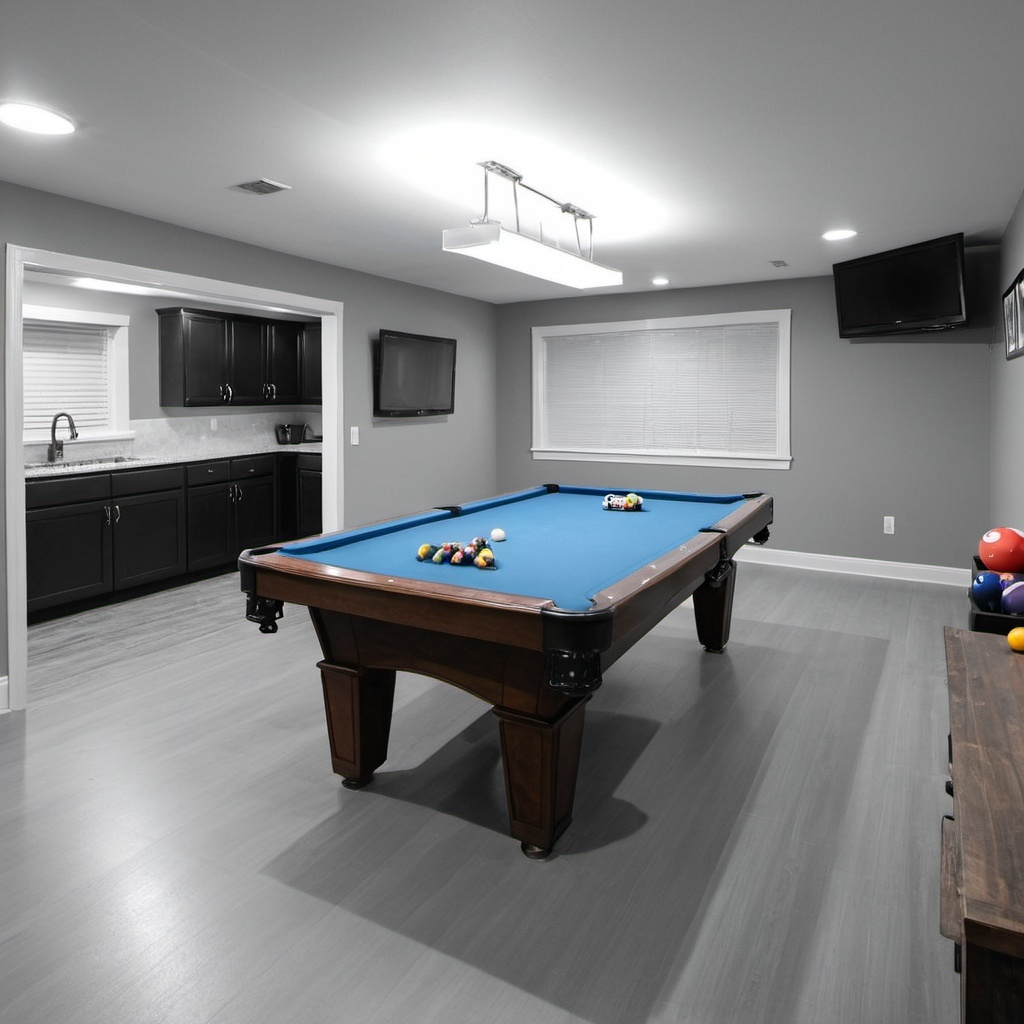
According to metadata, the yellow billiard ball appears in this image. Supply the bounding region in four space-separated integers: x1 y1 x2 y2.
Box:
1008 627 1024 652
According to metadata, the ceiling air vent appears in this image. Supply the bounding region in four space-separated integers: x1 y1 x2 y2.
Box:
231 178 292 195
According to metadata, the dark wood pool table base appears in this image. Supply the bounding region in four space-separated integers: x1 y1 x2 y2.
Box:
240 486 772 857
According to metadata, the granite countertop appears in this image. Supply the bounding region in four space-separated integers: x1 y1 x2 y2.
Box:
25 440 323 479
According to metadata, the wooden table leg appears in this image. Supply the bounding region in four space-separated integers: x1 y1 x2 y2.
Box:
692 558 737 652
317 660 396 788
493 696 591 858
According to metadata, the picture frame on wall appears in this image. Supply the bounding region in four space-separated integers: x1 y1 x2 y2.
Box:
1005 271 1024 359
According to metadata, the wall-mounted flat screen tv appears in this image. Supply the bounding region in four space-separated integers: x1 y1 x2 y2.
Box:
832 232 967 338
373 329 456 417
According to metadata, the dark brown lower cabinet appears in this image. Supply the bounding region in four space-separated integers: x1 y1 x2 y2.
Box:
27 453 285 612
186 456 277 571
297 452 322 537
27 498 113 610
27 467 186 613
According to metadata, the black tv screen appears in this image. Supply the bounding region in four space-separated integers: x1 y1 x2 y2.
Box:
833 233 967 338
373 329 456 417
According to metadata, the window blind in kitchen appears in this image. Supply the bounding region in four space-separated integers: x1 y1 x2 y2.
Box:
23 322 112 434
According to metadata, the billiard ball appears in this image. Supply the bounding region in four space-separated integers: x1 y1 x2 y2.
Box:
972 571 1004 612
979 527 1024 573
1003 580 1024 615
1009 627 1024 652
490 528 506 542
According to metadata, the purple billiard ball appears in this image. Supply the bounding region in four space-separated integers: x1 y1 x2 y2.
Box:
1002 580 1024 615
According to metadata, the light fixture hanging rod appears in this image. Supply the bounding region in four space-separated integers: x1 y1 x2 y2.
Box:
477 161 596 222
479 160 522 183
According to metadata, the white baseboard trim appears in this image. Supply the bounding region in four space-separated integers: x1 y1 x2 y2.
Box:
735 544 969 588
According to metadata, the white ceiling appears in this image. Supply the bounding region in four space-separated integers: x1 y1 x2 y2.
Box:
3 0 1023 304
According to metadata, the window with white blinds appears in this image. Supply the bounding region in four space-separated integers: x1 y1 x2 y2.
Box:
532 310 791 469
22 306 131 442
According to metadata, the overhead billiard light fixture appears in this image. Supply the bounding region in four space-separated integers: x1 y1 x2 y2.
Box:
0 102 76 135
442 161 623 289
822 228 857 241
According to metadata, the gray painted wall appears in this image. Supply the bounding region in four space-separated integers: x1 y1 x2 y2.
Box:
993 187 1024 525
495 260 999 568
1 177 1010 684
1 180 499 674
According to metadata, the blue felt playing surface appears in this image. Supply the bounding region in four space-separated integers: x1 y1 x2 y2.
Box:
279 486 748 611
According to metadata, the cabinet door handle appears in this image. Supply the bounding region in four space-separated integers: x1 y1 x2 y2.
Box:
219 384 224 400
269 382 276 400
104 505 112 526
113 505 121 524
224 384 233 403
234 484 243 502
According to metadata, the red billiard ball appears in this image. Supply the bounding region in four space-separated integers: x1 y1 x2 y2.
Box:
979 527 1024 573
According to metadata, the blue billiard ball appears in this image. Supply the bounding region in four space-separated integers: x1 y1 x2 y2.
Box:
972 571 1004 612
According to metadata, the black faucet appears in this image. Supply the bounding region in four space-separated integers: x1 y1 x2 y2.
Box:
48 412 78 462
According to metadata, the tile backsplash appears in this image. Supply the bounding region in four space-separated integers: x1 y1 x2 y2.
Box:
24 411 323 465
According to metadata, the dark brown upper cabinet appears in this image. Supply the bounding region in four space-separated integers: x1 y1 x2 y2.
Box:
158 307 319 407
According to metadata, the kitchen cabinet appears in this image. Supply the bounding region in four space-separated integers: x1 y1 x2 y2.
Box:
297 452 322 537
267 321 303 405
158 308 317 407
300 322 322 404
277 451 321 539
26 467 186 612
186 455 277 571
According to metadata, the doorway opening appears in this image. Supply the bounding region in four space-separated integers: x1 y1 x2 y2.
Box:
5 245 344 711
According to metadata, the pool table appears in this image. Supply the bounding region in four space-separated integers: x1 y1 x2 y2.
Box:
238 484 772 857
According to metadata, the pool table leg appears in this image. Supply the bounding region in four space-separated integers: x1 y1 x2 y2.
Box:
493 696 591 858
692 558 737 652
317 660 396 788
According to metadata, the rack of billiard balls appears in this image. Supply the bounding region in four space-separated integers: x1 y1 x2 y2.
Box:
973 528 1024 638
416 529 505 570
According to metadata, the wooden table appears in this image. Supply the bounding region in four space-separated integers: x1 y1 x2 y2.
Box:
942 626 1024 1022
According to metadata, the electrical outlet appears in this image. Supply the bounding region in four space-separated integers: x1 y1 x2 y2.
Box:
883 515 895 535
350 426 359 445
210 417 218 432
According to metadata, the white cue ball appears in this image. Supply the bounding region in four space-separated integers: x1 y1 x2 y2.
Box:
490 528 506 542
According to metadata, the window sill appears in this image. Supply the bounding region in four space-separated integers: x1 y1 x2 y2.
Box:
531 448 792 471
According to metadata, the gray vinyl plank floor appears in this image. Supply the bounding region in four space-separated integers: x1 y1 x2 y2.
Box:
0 563 963 1023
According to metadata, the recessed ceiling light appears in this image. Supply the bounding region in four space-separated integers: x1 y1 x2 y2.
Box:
0 102 76 135
823 228 857 241
652 276 669 286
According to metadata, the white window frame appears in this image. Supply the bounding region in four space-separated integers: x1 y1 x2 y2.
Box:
531 309 792 470
22 304 132 443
